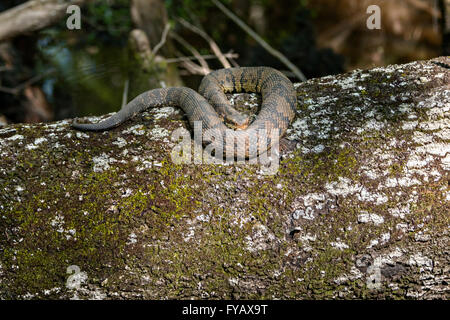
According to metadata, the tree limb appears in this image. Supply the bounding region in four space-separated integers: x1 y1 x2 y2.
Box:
0 0 88 42
177 18 232 69
170 33 211 75
150 23 171 59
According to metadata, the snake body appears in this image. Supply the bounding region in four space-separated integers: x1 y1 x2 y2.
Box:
72 67 297 158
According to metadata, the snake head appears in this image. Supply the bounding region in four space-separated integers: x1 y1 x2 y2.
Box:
228 113 250 130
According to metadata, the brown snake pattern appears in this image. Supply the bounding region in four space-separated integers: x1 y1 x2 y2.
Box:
72 67 297 158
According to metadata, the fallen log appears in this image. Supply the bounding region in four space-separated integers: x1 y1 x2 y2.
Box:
0 57 449 299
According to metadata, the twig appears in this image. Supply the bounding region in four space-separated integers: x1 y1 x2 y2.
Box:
176 53 209 75
173 49 209 75
151 23 171 58
121 79 129 109
211 0 306 81
227 50 240 67
228 58 240 67
170 33 211 74
177 18 232 68
181 60 208 75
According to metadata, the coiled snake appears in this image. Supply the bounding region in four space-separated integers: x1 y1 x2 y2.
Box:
72 67 297 158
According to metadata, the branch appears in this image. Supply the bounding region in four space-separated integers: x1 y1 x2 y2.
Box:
175 53 209 75
150 23 171 59
170 33 211 75
177 18 232 69
121 79 129 109
211 0 306 81
226 50 241 67
0 0 88 42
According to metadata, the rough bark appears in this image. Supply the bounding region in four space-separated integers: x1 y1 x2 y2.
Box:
0 57 449 299
0 0 88 42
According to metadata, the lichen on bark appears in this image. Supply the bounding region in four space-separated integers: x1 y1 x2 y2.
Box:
0 57 449 299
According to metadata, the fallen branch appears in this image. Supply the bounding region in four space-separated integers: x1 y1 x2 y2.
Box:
211 0 306 81
0 0 88 42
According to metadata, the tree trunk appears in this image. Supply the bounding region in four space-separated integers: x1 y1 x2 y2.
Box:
0 57 449 299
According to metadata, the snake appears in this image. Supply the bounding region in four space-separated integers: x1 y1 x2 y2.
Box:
72 67 297 159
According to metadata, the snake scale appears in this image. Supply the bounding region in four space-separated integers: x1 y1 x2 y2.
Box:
72 67 297 158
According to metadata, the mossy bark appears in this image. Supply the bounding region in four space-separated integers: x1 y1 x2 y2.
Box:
0 57 449 299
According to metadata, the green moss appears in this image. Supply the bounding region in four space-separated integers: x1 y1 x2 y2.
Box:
281 146 358 186
151 159 202 221
0 136 211 297
388 162 404 176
